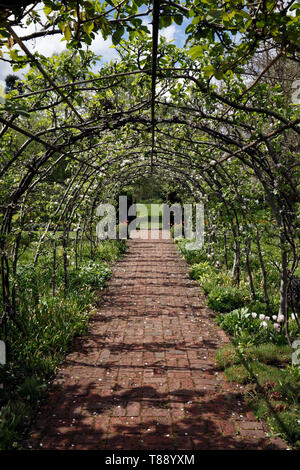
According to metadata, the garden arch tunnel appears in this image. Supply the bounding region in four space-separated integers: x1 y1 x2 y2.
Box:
0 1 299 344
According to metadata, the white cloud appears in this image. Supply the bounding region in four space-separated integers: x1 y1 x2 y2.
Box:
142 18 176 43
13 11 67 57
90 33 119 62
0 61 14 82
31 35 66 56
159 24 176 42
0 14 119 82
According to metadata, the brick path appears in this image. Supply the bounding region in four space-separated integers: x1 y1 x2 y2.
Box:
26 231 286 450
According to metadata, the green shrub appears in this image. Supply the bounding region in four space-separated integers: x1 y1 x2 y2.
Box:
201 280 216 295
17 377 47 403
103 239 126 259
0 401 30 450
13 263 52 307
67 261 111 290
207 286 248 312
204 273 233 295
9 292 90 375
189 261 213 280
247 300 278 317
176 240 207 264
188 261 233 295
216 307 261 334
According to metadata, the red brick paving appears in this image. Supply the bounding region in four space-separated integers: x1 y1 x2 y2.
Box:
26 230 287 450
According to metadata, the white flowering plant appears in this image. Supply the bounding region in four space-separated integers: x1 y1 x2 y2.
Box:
216 307 289 346
67 261 112 290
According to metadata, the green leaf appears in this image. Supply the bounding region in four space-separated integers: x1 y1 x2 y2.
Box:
64 25 72 41
9 49 19 61
15 108 30 117
43 5 52 15
188 45 204 60
174 14 183 26
236 10 252 20
112 25 124 45
202 64 215 77
206 9 222 22
290 2 300 10
83 22 94 35
159 15 172 28
191 15 201 25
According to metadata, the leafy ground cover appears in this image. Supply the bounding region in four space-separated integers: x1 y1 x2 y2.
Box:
176 239 300 448
0 239 126 450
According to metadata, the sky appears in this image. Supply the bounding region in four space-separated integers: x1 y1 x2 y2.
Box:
0 6 188 83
